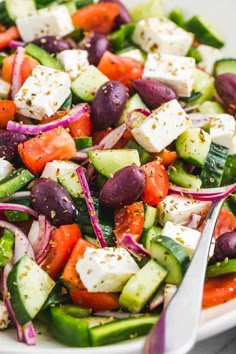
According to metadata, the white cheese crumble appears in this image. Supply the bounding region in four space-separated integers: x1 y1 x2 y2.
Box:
57 49 89 80
143 52 196 97
76 247 140 292
132 17 194 56
14 65 71 120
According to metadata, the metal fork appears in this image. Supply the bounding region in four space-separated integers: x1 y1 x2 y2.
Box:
144 198 225 354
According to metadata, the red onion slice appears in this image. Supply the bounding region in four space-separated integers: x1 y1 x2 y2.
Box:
10 46 25 100
0 220 35 262
76 166 107 247
8 40 25 48
22 322 36 345
119 233 150 259
149 288 164 311
7 103 89 135
33 215 54 264
188 113 210 128
169 182 236 201
99 123 127 149
0 203 38 218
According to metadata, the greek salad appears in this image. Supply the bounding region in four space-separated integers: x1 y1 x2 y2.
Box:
1 0 236 349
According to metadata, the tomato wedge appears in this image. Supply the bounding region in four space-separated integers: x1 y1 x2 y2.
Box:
41 224 82 280
2 53 39 83
203 273 236 308
70 288 120 311
72 3 120 34
18 127 76 174
0 26 19 50
98 51 143 88
0 100 16 128
69 112 91 138
114 201 144 244
141 160 169 206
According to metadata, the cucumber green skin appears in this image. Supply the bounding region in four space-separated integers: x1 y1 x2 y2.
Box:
186 46 202 64
168 8 186 28
143 204 158 230
90 315 159 347
200 143 228 188
206 259 236 278
7 256 55 325
71 66 108 103
167 160 202 189
222 154 236 186
74 137 93 150
140 225 162 250
213 59 236 76
148 236 190 285
119 259 168 313
175 128 211 168
0 168 34 199
186 16 224 49
25 43 64 71
0 229 14 267
60 92 72 110
88 149 140 178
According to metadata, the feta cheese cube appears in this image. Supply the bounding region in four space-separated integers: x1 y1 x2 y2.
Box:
228 135 236 155
0 78 10 98
157 194 211 226
16 5 74 42
198 45 222 74
209 114 236 150
14 65 71 120
41 160 79 181
0 158 14 181
57 49 89 80
161 221 201 258
143 53 195 97
131 99 191 152
132 17 194 56
76 247 140 292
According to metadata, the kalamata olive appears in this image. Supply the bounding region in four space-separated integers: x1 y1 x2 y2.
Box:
99 0 131 28
131 79 178 110
91 80 128 130
215 73 236 108
79 32 111 66
0 130 27 161
214 231 236 261
31 178 77 226
31 36 70 54
99 165 146 208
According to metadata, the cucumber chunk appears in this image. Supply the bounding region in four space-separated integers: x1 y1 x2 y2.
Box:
57 171 82 198
71 65 108 103
0 229 14 267
0 168 34 199
200 142 229 188
199 101 225 114
167 160 202 189
119 259 167 313
117 93 148 126
213 58 236 76
7 255 55 325
186 15 224 48
189 68 215 105
140 225 163 250
88 149 140 178
143 204 158 230
148 236 190 285
175 127 211 167
5 0 36 21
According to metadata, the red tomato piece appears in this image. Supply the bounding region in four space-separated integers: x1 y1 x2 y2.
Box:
0 100 16 128
72 3 120 34
141 160 169 206
0 26 19 50
70 288 120 311
203 273 236 309
69 112 91 138
2 54 39 83
97 51 143 88
18 127 76 174
114 201 144 244
41 224 82 280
